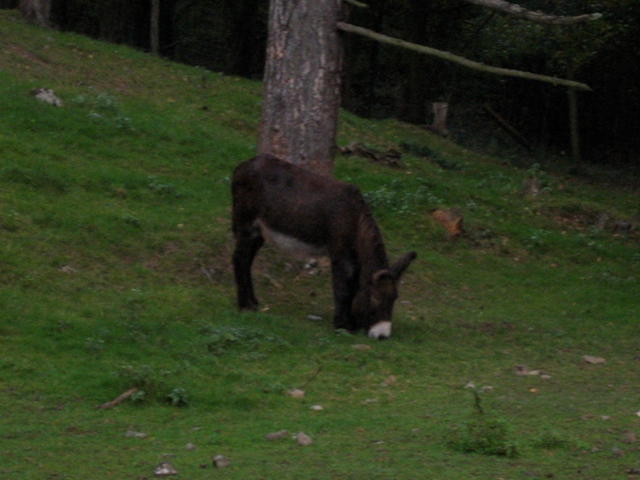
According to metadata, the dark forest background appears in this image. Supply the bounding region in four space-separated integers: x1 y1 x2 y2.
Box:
3 0 640 167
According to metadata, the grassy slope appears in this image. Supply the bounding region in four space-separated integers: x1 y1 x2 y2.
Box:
1 10 639 479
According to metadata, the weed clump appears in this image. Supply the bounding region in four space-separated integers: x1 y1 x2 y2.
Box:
198 324 289 357
448 390 520 458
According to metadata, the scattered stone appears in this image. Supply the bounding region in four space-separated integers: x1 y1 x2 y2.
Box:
583 355 606 365
212 455 230 468
287 388 305 399
514 365 529 376
310 405 324 411
31 88 63 107
306 314 323 321
381 375 396 387
295 432 313 446
622 431 637 443
125 430 148 438
153 462 178 476
185 442 196 451
352 344 371 351
265 430 290 441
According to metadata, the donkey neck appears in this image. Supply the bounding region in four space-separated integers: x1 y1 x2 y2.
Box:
356 211 389 283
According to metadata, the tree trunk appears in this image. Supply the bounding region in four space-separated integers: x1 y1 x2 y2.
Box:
258 0 343 176
568 86 581 164
400 0 429 124
150 0 160 55
430 102 450 137
18 0 50 27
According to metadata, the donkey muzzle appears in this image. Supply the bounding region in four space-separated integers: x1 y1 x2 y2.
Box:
368 321 392 339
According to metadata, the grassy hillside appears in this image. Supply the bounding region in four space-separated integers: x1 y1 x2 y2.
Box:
1 10 639 479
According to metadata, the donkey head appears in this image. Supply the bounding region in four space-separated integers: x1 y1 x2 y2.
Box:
352 251 416 339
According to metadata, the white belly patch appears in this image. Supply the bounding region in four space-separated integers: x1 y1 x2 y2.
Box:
257 220 329 260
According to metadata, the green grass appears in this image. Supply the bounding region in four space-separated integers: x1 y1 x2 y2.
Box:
1 9 640 479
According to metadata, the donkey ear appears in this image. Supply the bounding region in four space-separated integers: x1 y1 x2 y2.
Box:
390 251 416 279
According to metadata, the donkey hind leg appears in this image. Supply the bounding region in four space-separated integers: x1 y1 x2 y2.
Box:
232 225 264 310
330 257 359 331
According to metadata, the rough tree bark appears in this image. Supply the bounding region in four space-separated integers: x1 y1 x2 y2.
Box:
18 0 50 27
258 0 343 176
150 0 160 55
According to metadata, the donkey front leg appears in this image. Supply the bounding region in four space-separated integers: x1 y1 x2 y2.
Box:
330 256 359 331
232 226 264 310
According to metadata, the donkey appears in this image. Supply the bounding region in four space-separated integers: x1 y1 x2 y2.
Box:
231 154 416 339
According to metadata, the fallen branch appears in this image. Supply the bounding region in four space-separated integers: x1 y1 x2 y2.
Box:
95 387 139 409
339 142 403 168
483 103 534 151
463 0 602 25
337 22 592 91
345 0 369 8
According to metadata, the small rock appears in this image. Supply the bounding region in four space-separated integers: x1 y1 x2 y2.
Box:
381 375 396 387
583 355 606 364
514 365 529 376
153 462 178 476
185 442 196 451
212 455 230 468
265 430 290 441
31 88 63 107
622 431 637 443
612 446 624 457
296 432 313 446
125 430 148 438
306 314 323 321
287 388 305 399
310 405 324 411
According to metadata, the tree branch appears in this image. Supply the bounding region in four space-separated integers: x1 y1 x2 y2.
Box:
463 0 602 25
344 0 369 8
337 22 592 91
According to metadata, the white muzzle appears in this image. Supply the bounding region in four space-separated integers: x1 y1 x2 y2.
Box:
368 321 392 339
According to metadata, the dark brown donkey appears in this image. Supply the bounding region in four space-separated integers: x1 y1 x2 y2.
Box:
231 154 416 339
